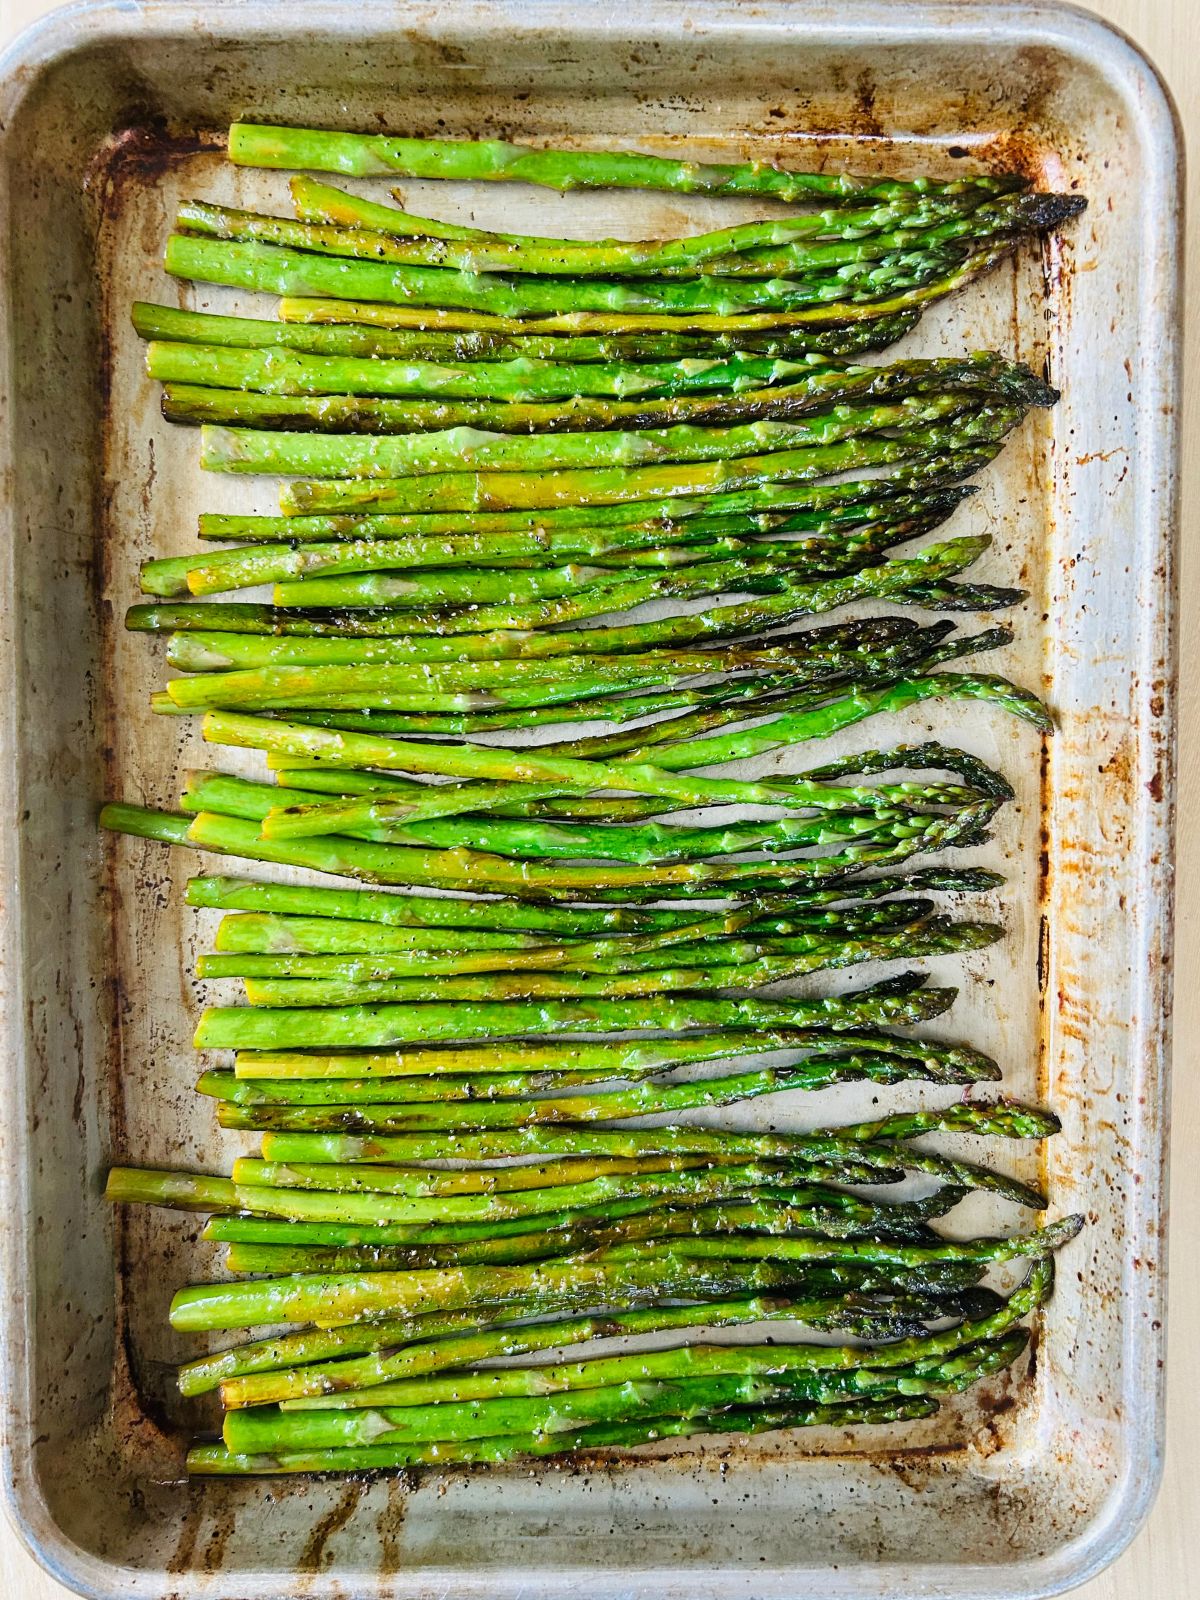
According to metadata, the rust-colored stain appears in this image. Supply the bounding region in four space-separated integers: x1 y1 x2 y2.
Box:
296 1481 368 1573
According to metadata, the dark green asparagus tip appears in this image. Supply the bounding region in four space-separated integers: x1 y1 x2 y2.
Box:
994 362 1060 409
1023 192 1089 230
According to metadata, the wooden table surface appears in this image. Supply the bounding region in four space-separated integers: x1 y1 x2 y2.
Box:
0 0 1193 1594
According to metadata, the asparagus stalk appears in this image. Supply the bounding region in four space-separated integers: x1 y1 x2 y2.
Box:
263 737 1007 820
165 232 1013 321
292 171 982 244
276 297 926 353
173 1224 1071 1333
152 340 813 401
208 904 945 967
188 866 998 934
555 670 1052 768
189 762 984 843
161 613 939 671
243 1129 1046 1213
211 898 963 957
187 1393 943 1474
107 801 990 898
300 182 1072 278
146 520 909 599
156 681 801 738
183 186 1045 279
217 1191 947 1275
193 645 994 800
199 1053 1003 1130
194 482 971 545
201 917 976 978
268 572 1020 630
272 1266 1050 1413
274 414 1022 515
227 922 1001 1011
200 401 992 489
227 124 1026 207
133 299 919 362
216 1290 939 1408
170 1252 843 1331
229 1017 995 1084
192 976 959 1049
110 1160 858 1229
162 354 1051 436
176 1285 931 1399
221 1330 1030 1456
213 1174 964 1221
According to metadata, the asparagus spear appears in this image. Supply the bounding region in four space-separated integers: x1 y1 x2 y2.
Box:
165 232 1013 321
147 516 926 599
292 171 982 243
151 339 813 401
169 1253 839 1331
188 866 998 934
227 1031 992 1086
201 916 977 977
226 921 1001 1011
169 373 1048 450
210 884 855 956
192 641 997 799
155 680 807 738
227 124 1026 207
217 1191 948 1275
238 807 987 897
274 412 1021 515
107 801 989 898
133 299 919 362
187 1393 943 1474
178 194 1067 285
194 482 971 545
160 533 986 646
188 761 985 842
209 902 953 964
217 1290 947 1407
554 669 1052 768
263 737 1006 820
189 183 1019 277
113 1163 909 1233
161 614 940 672
276 297 926 353
273 1266 1050 1413
222 1330 1030 1456
199 1053 1003 1130
179 1289 933 1400
289 181 1069 277
192 976 958 1049
173 1225 1071 1333
247 1122 1047 1211
162 548 971 636
214 1172 964 1219
198 401 997 491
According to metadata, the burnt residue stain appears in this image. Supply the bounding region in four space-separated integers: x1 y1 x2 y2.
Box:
376 1473 413 1576
296 1481 367 1573
165 1483 207 1575
85 119 219 195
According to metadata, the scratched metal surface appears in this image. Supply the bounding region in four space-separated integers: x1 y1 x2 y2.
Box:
0 2 1179 1597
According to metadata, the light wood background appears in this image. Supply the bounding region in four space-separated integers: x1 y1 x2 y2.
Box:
0 0 1193 1594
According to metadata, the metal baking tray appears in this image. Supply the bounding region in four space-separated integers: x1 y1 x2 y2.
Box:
0 1 1180 1596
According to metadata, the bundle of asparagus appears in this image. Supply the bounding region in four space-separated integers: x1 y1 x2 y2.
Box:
100 127 1083 1478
